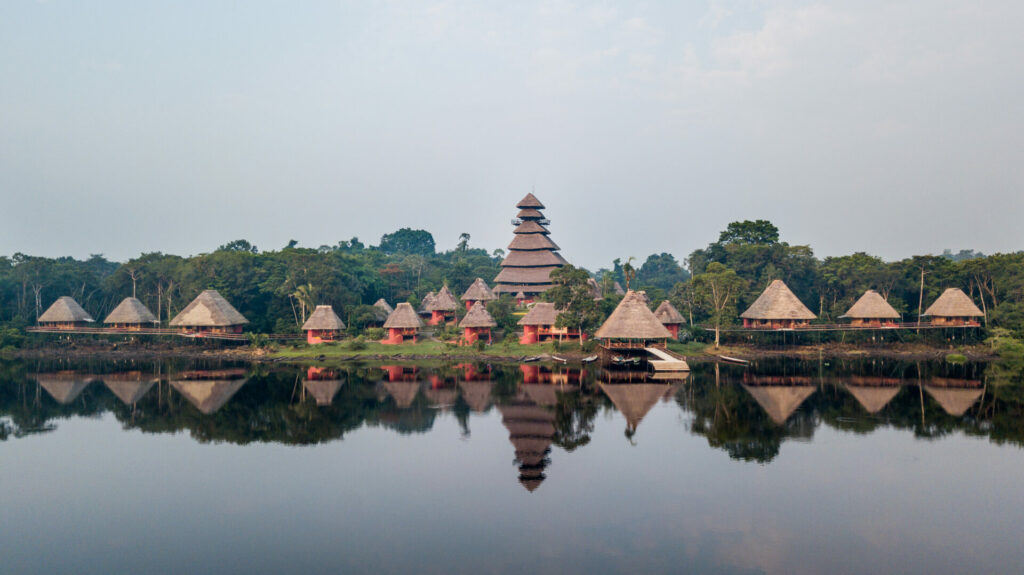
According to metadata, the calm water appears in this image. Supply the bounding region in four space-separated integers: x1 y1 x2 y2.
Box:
2 357 1023 575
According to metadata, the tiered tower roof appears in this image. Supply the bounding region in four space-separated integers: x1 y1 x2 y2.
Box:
494 193 567 296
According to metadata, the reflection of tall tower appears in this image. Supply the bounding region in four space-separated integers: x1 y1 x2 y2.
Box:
498 393 556 492
493 194 567 301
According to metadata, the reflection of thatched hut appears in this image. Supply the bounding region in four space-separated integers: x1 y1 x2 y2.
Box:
741 280 816 329
840 290 900 327
169 290 248 335
170 379 247 415
600 383 667 436
301 305 346 344
499 400 556 493
459 301 496 345
382 302 423 344
37 297 94 329
923 288 985 327
653 301 686 339
460 278 497 310
34 373 94 404
104 372 159 406
104 297 158 329
384 381 421 408
303 379 344 406
742 384 816 425
924 381 984 416
845 384 901 414
459 380 493 412
521 384 559 407
424 387 459 408
595 290 673 351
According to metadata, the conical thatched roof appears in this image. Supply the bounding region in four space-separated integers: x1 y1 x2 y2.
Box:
374 298 394 315
595 291 673 340
614 282 625 296
104 373 158 405
845 384 901 414
516 193 545 209
38 296 94 324
742 385 816 425
384 381 420 408
501 250 569 267
522 384 559 407
517 208 544 219
461 278 497 302
301 305 346 331
169 290 248 327
508 234 561 251
34 373 94 404
420 292 436 312
384 302 424 329
424 388 458 407
170 379 246 415
303 379 344 406
459 380 493 412
104 297 158 325
513 220 550 235
600 383 666 432
923 288 984 318
518 302 558 326
741 280 816 320
431 286 459 311
653 301 686 325
924 385 984 416
840 290 900 320
515 291 527 300
459 301 496 329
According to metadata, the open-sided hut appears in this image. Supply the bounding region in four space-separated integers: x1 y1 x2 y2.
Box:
494 194 567 302
427 285 459 325
923 288 985 326
169 290 248 335
516 302 582 344
459 301 496 345
594 291 673 356
460 278 497 310
600 383 667 439
740 279 816 329
382 302 423 344
840 290 900 327
104 372 158 406
103 297 158 330
653 301 686 339
37 296 94 330
742 384 816 425
301 305 346 344
33 373 94 404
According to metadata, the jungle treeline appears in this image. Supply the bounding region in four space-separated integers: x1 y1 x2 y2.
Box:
0 221 1022 340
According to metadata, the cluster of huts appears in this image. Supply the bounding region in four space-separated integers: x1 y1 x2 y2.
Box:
36 290 250 335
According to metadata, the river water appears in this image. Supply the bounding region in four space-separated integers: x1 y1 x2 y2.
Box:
1 358 1022 574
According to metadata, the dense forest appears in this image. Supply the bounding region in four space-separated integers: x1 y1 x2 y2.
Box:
1 221 1022 344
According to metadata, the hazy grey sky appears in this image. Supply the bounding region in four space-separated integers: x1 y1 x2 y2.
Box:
2 1 1021 269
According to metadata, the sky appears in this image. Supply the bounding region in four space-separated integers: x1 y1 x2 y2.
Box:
1 0 1022 270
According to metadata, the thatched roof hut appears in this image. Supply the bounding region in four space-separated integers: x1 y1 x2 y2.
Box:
840 290 900 320
845 384 901 414
518 302 558 326
38 296 94 324
169 290 248 328
461 278 497 303
600 383 666 434
104 372 158 406
594 291 672 341
924 385 984 417
301 305 346 331
431 286 459 312
374 298 394 315
384 381 420 408
741 280 816 322
33 373 94 404
742 384 816 425
419 292 436 313
459 380 493 412
923 288 984 319
517 192 545 209
303 379 344 406
384 302 424 329
104 297 158 325
459 301 496 329
170 379 247 415
654 301 685 325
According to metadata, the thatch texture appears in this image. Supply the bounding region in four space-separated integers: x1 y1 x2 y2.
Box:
431 286 459 311
38 296 94 324
516 193 545 209
104 373 158 405
515 291 527 300
303 379 344 406
518 302 559 326
302 305 346 331
614 282 625 296
923 288 984 318
374 299 394 315
459 301 496 328
424 388 458 407
104 297 157 325
169 290 249 327
499 401 555 493
459 380 493 412
494 266 560 284
595 291 673 340
845 385 901 414
384 302 424 329
384 381 420 408
840 290 900 320
654 301 686 325
924 385 984 416
420 292 436 312
513 220 550 235
461 278 497 302
522 384 558 407
600 383 666 432
741 280 816 320
170 379 247 415
508 234 561 251
33 373 94 404
516 208 544 219
742 385 816 425
501 250 568 267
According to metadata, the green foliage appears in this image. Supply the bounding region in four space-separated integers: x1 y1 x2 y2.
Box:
546 266 604 337
363 328 385 340
718 220 780 245
379 228 436 255
248 333 270 349
945 353 968 365
347 336 368 351
636 253 690 292
474 339 486 352
0 327 24 350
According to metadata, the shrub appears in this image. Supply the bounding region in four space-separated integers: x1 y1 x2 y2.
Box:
348 336 368 351
364 327 385 340
475 339 487 352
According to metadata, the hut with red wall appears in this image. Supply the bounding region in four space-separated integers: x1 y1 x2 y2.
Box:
37 296 94 330
460 278 497 310
381 302 423 344
653 301 686 339
740 280 816 329
301 305 347 344
840 290 901 327
517 302 584 344
459 301 496 345
923 288 985 326
104 297 158 330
